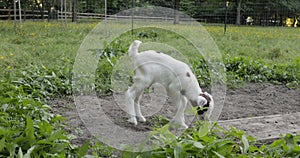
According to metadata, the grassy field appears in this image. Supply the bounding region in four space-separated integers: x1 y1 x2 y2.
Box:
208 25 300 64
0 21 300 157
0 22 94 74
1 22 299 72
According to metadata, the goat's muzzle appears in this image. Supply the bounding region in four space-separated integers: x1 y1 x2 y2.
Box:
197 93 211 115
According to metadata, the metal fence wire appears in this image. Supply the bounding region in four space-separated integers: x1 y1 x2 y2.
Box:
1 0 299 27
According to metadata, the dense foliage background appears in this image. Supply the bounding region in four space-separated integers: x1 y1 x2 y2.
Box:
1 0 300 25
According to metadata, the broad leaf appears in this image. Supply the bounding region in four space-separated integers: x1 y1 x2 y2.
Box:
241 134 249 154
25 117 35 143
174 142 183 158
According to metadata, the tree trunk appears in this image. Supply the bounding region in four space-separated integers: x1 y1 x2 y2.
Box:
173 0 180 24
35 0 43 20
72 0 78 22
41 0 45 20
47 0 52 21
8 4 11 20
236 0 242 25
32 4 35 21
24 8 26 21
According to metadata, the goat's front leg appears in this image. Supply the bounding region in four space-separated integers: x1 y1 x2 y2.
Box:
168 86 188 129
174 95 188 129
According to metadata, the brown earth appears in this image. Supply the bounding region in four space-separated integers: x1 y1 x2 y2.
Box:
50 83 300 147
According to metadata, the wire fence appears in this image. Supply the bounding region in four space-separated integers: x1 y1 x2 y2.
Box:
0 1 299 27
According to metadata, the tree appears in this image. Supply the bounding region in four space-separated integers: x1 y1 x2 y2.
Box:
45 0 55 21
236 0 242 25
173 0 180 24
72 0 78 22
280 0 300 14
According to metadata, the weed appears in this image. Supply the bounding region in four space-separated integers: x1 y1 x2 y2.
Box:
268 48 282 59
121 121 300 157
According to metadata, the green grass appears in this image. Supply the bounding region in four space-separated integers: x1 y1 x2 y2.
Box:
0 21 299 157
94 24 300 94
0 22 95 76
1 22 299 80
206 25 300 64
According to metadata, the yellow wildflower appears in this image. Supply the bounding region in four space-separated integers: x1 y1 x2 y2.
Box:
0 56 4 59
7 65 11 69
10 53 14 56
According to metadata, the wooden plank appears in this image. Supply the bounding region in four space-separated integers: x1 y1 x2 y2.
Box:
218 112 300 140
0 9 206 22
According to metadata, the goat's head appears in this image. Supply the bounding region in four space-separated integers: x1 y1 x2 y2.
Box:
196 92 213 115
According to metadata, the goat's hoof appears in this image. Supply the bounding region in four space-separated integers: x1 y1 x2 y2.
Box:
127 118 137 125
181 124 188 129
170 121 189 130
138 116 146 122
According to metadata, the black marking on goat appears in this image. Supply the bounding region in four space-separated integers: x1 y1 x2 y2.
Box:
200 93 211 108
180 90 186 95
186 72 191 77
197 93 211 115
154 51 161 54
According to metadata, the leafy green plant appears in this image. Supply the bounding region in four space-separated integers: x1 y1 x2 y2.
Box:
137 29 158 39
94 28 212 95
121 121 300 157
0 70 87 157
90 140 115 157
225 56 299 87
10 65 72 100
95 40 129 96
268 48 282 59
0 83 71 157
94 27 300 95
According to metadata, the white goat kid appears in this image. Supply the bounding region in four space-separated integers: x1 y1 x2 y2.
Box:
125 40 214 129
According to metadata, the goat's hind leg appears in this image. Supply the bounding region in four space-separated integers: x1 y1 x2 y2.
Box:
125 78 149 125
125 87 137 125
135 92 146 122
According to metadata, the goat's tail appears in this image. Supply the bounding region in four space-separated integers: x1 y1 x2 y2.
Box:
128 40 142 58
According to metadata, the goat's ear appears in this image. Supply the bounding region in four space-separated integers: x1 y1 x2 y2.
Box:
197 96 207 107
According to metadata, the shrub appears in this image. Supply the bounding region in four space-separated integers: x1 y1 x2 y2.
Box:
121 121 300 157
0 66 89 157
225 56 299 87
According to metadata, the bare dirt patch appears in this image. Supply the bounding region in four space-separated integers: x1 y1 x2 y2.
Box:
220 83 300 120
50 83 300 146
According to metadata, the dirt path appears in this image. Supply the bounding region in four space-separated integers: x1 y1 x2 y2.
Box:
218 112 300 140
50 83 300 148
220 83 300 120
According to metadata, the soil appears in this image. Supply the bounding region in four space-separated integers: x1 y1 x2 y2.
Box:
220 83 300 120
50 83 300 149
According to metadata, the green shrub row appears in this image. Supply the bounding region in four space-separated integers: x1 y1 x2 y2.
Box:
95 41 299 96
0 66 90 157
225 56 300 88
121 121 300 158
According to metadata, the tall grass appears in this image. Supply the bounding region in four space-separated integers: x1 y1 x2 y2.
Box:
0 22 96 77
206 25 300 64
